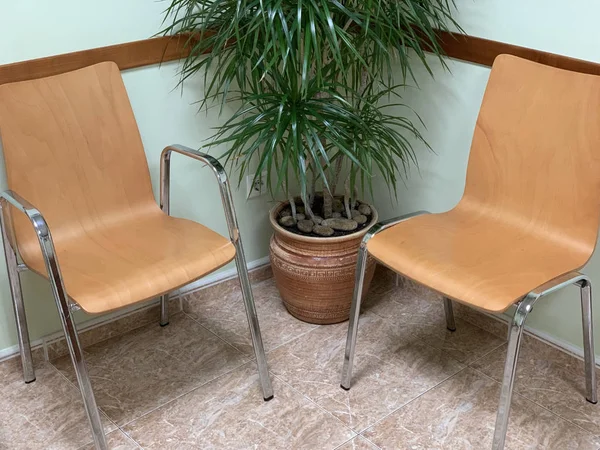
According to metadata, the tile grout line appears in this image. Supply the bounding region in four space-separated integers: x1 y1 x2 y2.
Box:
114 357 254 431
47 314 250 443
180 310 255 359
466 340 507 368
269 372 359 445
357 365 471 436
44 361 124 446
471 365 600 440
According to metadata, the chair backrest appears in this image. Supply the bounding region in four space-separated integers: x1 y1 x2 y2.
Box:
0 62 158 252
461 54 600 256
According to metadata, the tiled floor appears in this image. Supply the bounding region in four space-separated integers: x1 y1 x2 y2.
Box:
1 270 600 449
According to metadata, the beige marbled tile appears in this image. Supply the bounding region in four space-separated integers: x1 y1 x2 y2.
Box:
78 429 139 450
367 264 398 296
51 314 249 426
268 313 464 432
123 362 355 449
184 278 318 355
47 297 182 360
363 367 600 450
0 358 115 449
336 436 380 449
453 301 509 340
363 284 505 364
471 334 600 435
248 263 273 284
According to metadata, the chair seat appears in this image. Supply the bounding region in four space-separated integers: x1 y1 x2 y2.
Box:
19 209 236 314
367 207 591 313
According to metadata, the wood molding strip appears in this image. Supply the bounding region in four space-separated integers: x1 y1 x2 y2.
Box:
0 35 194 85
437 31 600 76
1 31 600 86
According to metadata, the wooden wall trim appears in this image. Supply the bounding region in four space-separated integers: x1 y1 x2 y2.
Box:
0 35 193 85
1 30 600 86
437 31 600 76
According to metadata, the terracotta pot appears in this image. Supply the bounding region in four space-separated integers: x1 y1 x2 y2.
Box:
269 200 378 324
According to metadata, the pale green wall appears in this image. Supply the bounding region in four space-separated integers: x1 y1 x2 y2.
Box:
0 1 275 352
371 0 600 355
1 0 600 358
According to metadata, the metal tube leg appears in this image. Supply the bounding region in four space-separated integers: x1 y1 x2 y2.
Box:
159 294 169 327
492 302 529 450
443 297 456 332
340 244 369 390
0 203 35 383
233 244 273 400
58 306 107 450
579 280 597 404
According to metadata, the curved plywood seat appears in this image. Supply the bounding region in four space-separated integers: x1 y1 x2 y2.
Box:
0 62 235 313
367 54 600 313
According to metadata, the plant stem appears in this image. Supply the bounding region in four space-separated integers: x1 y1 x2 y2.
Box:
289 196 297 220
323 156 345 218
344 177 352 219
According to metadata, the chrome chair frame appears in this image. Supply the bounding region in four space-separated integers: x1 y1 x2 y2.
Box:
1 144 273 450
340 213 597 450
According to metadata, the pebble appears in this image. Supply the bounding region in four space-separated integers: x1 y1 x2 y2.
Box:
312 215 323 225
296 213 306 221
332 212 342 218
297 219 314 233
279 216 296 227
313 224 335 237
350 209 361 219
280 208 292 217
321 218 358 231
354 214 368 225
358 204 372 215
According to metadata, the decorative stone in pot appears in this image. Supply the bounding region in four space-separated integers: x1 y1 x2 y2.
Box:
269 198 378 324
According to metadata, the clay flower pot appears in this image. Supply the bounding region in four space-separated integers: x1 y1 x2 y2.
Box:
269 200 378 324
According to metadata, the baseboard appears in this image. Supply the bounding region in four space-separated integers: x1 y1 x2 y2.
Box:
0 256 272 363
474 309 600 365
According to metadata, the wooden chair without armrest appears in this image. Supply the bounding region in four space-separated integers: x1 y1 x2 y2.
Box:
340 54 600 450
0 62 273 450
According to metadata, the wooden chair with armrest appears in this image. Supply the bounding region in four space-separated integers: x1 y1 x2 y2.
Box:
340 54 600 449
0 62 273 450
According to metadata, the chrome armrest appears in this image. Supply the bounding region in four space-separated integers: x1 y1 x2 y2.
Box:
1 190 52 242
160 144 240 244
0 190 76 309
360 210 430 248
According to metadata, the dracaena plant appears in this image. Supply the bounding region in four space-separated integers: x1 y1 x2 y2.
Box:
161 0 458 222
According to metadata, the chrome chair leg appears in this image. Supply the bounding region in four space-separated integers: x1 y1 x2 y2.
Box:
492 298 531 450
33 210 107 449
0 202 35 383
234 243 274 400
443 297 457 332
159 294 169 327
57 301 107 450
579 279 597 404
340 242 369 390
161 145 275 401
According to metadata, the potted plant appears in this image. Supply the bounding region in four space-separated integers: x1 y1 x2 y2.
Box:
162 0 458 324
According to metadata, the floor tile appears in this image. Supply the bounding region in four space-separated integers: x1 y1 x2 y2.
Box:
471 334 600 435
363 367 600 450
268 313 464 432
365 286 505 364
184 278 318 355
47 298 182 360
79 429 139 450
51 314 249 426
123 362 355 449
0 358 115 449
336 436 380 449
